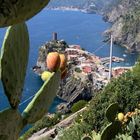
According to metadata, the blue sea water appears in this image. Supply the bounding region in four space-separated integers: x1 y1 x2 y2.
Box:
0 9 138 113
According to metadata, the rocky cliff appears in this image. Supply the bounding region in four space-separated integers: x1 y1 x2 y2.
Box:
104 0 140 52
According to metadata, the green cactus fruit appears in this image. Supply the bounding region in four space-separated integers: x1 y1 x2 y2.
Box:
0 108 23 140
81 135 92 140
22 71 61 124
41 71 53 81
1 23 29 109
0 0 50 27
101 121 122 140
105 103 119 122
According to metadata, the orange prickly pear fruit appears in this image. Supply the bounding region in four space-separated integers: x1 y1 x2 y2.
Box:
46 52 60 72
61 68 68 79
59 53 67 72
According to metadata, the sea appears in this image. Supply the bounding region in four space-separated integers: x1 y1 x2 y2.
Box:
0 9 138 114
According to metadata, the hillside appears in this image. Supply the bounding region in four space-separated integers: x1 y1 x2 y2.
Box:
22 59 140 140
105 0 140 52
48 0 140 52
47 0 119 12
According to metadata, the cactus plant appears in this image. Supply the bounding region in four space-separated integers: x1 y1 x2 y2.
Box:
22 71 60 124
59 54 67 72
92 130 101 140
105 102 119 122
0 22 61 139
0 1 62 139
81 135 92 140
1 23 29 109
41 71 53 81
0 0 50 27
0 108 23 140
46 52 61 72
101 121 122 140
100 103 122 140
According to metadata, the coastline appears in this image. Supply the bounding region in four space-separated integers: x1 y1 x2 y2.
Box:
46 6 96 14
47 7 83 11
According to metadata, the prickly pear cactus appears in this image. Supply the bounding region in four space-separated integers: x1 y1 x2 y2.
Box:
22 71 61 124
105 103 119 122
0 23 61 139
0 0 50 27
92 130 101 140
81 135 92 140
0 108 23 140
0 1 62 139
101 121 121 140
1 22 29 109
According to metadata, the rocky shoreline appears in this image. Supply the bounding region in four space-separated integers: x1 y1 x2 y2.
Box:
102 0 140 53
46 6 96 14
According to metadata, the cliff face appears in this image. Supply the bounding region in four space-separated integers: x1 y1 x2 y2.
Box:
58 74 93 103
105 0 140 52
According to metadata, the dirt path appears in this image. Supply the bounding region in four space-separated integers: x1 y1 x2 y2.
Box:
28 107 87 140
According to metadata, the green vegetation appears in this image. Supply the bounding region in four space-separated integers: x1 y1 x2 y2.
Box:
75 67 82 73
81 71 140 131
19 113 61 140
71 100 87 113
56 62 140 140
58 104 140 140
57 122 92 140
122 8 140 38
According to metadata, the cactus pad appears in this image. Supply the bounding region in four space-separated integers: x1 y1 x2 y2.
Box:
1 23 29 108
0 108 23 140
101 121 121 140
0 0 50 27
22 71 61 124
81 136 92 140
105 103 119 122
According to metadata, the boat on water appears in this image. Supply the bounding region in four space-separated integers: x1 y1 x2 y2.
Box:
123 54 127 57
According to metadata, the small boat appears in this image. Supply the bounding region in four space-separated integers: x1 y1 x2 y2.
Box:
123 54 127 57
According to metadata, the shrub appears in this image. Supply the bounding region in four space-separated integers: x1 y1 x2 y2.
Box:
82 71 140 131
71 100 87 113
59 68 140 139
57 122 92 140
75 67 82 73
